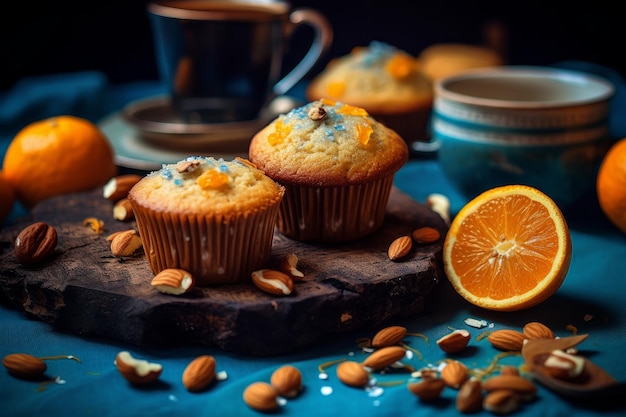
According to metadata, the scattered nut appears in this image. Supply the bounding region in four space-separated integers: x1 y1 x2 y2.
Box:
483 375 537 401
176 160 201 173
523 322 555 339
411 226 440 244
371 325 407 348
243 381 279 412
151 268 195 295
483 389 520 415
535 349 586 381
270 365 302 398
2 353 47 379
337 361 370 388
487 329 526 351
182 355 216 392
279 253 305 281
456 377 483 413
115 351 162 385
251 269 293 296
426 193 450 224
407 378 446 401
441 360 469 389
436 329 470 353
362 346 407 371
113 198 134 221
14 222 58 266
108 229 143 257
103 174 142 202
387 235 412 260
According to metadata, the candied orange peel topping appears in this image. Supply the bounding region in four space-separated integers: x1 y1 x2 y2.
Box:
385 54 417 79
197 169 229 190
268 119 292 145
355 121 373 145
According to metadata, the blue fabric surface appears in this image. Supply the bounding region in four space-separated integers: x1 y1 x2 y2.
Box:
1 67 626 416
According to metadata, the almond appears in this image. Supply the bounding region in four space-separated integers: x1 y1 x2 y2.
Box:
14 222 58 266
487 329 526 351
436 329 470 353
243 381 279 412
251 269 293 296
115 351 162 385
387 235 413 260
270 365 302 398
456 377 483 413
279 253 305 281
151 268 195 295
523 321 555 339
361 346 406 371
113 198 134 221
483 389 520 414
103 174 142 202
182 355 216 392
371 325 407 348
441 360 469 389
411 226 441 244
2 353 47 379
407 378 446 401
483 375 537 401
336 361 370 388
108 229 143 257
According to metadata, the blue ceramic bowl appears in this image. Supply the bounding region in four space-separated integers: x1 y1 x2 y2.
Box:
431 66 614 207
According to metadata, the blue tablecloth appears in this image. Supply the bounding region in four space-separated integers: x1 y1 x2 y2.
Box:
1 65 625 417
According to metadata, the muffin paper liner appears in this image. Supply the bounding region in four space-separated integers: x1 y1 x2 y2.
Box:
133 204 280 286
277 174 395 242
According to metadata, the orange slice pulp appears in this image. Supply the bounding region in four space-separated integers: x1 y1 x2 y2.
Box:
443 185 572 311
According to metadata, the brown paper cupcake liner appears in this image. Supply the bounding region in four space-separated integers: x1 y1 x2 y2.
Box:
277 174 395 242
133 204 280 286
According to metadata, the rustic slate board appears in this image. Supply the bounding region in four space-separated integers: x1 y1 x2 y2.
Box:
0 187 446 356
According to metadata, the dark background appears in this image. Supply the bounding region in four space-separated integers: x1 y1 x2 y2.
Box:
1 0 623 92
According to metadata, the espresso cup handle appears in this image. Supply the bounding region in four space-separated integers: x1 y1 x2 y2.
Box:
273 8 333 97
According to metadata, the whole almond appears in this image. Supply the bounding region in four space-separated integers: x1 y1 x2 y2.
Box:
337 361 370 388
113 198 134 221
109 229 143 257
243 381 278 412
483 375 537 400
371 325 407 348
436 329 470 353
411 226 441 244
182 355 216 392
387 235 412 260
361 346 406 371
251 269 293 296
487 329 526 351
483 389 520 414
103 174 142 202
523 321 555 339
14 222 57 266
441 360 469 389
2 353 47 379
456 377 483 413
270 365 302 398
407 378 446 401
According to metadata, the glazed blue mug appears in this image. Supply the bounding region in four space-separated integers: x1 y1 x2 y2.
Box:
426 66 614 207
148 0 332 124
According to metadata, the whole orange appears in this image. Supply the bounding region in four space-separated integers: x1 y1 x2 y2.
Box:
597 137 626 234
2 116 117 208
0 171 16 224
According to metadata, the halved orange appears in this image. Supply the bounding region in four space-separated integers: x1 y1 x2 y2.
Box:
443 185 572 311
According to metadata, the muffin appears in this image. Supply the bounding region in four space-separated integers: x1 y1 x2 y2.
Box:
306 41 433 144
418 43 504 81
248 99 409 243
128 156 285 286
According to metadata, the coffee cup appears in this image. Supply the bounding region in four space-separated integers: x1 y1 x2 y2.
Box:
148 0 333 124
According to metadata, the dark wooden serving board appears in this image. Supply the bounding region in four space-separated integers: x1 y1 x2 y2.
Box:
0 187 447 356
